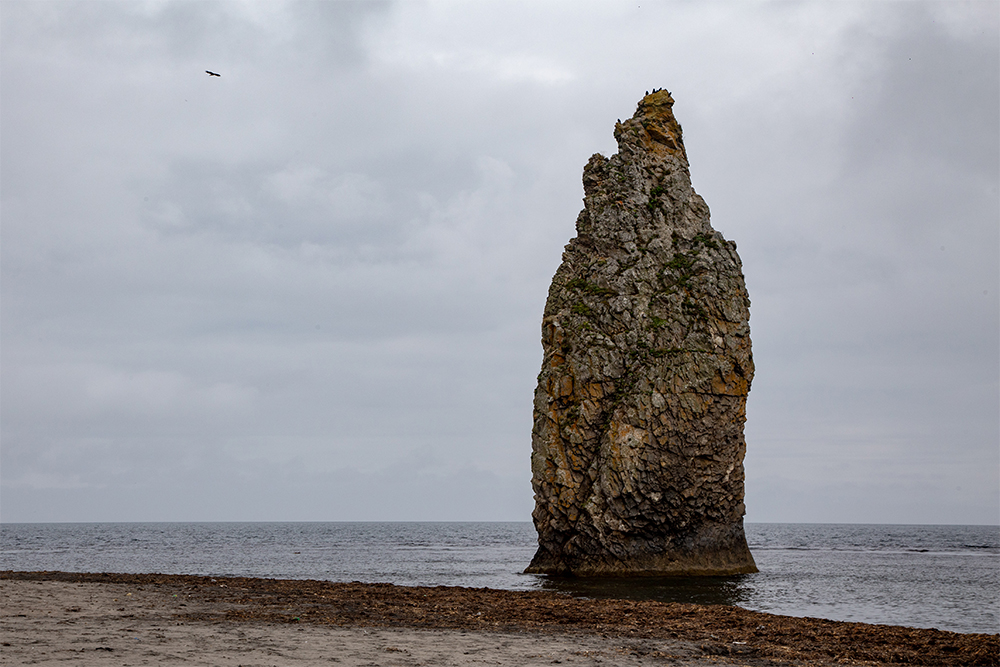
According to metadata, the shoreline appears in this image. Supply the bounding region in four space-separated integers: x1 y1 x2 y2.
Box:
2 570 997 666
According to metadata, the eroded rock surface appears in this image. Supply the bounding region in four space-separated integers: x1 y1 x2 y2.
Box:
527 90 756 576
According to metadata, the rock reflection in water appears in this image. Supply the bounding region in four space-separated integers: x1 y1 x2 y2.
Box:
535 574 752 607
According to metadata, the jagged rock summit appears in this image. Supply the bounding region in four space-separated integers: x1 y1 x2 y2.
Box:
526 90 757 576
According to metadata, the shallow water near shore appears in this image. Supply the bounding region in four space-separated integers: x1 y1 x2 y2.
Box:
2 522 997 634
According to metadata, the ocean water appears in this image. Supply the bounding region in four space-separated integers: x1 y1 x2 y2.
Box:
1 522 996 635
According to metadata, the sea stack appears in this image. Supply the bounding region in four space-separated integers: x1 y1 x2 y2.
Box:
526 90 756 576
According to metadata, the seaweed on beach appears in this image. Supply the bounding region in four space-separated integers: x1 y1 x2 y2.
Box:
3 570 996 666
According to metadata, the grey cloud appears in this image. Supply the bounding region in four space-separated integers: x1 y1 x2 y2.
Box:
1 1 996 524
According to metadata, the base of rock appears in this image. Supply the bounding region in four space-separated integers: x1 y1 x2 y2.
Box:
524 522 758 577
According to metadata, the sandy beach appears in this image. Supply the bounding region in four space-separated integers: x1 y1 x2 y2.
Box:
1 571 996 666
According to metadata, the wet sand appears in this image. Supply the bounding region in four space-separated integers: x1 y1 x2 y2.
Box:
1 571 996 666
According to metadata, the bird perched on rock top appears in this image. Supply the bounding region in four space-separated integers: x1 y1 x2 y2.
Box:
205 70 221 77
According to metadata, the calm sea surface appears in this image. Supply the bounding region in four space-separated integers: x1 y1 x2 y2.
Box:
1 522 996 635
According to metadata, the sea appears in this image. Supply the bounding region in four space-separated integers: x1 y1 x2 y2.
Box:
1 522 997 635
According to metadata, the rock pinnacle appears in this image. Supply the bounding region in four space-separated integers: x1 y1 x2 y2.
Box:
526 90 757 576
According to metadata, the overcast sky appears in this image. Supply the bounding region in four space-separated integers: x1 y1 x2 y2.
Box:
2 1 997 525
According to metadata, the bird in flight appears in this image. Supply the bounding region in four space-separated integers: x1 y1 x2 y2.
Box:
205 70 221 77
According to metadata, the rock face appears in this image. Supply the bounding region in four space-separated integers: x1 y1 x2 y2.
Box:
526 90 756 576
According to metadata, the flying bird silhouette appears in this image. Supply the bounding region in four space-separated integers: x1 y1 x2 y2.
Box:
205 70 221 77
